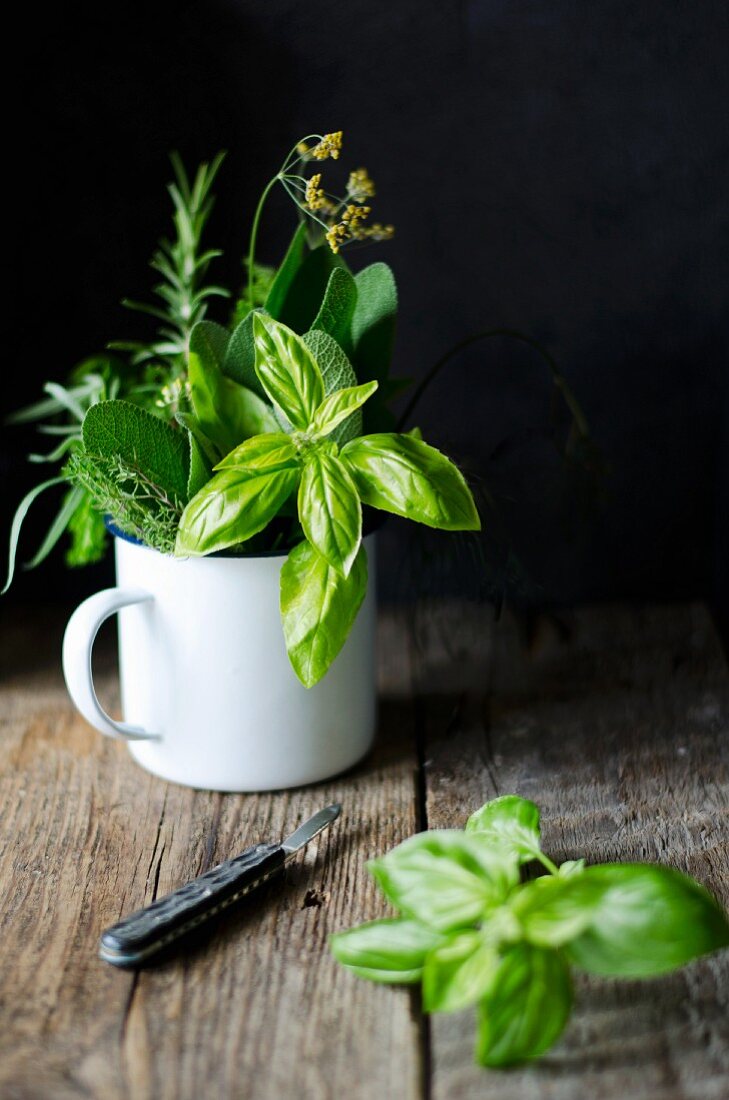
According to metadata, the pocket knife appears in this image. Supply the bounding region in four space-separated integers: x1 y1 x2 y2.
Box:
99 803 341 967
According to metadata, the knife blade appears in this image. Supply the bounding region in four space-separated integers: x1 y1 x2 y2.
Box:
99 803 341 968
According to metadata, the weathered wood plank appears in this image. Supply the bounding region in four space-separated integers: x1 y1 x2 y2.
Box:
412 602 729 1100
0 609 422 1100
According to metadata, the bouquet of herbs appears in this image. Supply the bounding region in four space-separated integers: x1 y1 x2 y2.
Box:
5 133 483 686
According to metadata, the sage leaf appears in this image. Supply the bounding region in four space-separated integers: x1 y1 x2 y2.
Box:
565 864 729 977
187 433 212 498
267 229 345 333
82 400 189 502
310 267 357 355
253 314 324 430
280 539 368 688
298 451 362 576
367 832 519 933
175 465 299 556
466 795 542 863
330 918 445 985
302 330 363 445
215 433 298 472
188 317 230 368
176 411 220 467
341 433 481 531
223 309 267 399
310 381 379 439
476 944 572 1067
350 262 398 383
422 931 498 1014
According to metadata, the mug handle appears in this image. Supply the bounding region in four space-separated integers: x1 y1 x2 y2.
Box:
62 587 160 741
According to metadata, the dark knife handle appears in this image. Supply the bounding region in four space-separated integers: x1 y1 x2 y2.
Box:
99 841 284 967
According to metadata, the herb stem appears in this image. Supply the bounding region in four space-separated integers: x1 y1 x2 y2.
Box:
535 852 560 876
247 175 280 309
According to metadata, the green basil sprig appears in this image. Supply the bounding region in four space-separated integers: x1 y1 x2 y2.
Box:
330 795 729 1068
176 314 480 685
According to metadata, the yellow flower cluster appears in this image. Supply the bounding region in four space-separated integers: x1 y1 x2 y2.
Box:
342 203 371 229
361 222 395 243
325 223 348 253
305 173 326 210
287 132 394 253
298 132 343 162
347 168 376 201
325 205 395 252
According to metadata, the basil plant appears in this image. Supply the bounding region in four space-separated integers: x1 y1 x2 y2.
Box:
331 796 729 1068
175 313 480 686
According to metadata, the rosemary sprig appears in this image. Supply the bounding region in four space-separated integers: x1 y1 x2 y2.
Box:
110 152 229 395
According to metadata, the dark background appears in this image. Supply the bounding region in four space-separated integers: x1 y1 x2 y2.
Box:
4 1 728 625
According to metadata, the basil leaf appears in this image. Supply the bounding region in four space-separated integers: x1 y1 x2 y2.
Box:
559 859 586 878
422 931 498 1014
330 918 445 984
175 466 299 556
83 399 189 502
253 314 324 430
367 832 519 933
298 451 362 576
214 433 298 472
476 944 572 1067
511 874 607 947
310 381 379 439
341 433 480 531
566 864 729 977
189 320 279 453
280 539 368 688
310 267 357 356
465 795 542 863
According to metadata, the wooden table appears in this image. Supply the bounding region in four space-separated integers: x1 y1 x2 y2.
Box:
1 602 728 1100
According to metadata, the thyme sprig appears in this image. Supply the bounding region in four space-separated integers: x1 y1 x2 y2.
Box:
66 450 183 555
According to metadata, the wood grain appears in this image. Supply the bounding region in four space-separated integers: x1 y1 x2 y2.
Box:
0 609 422 1100
410 602 729 1100
1 602 728 1099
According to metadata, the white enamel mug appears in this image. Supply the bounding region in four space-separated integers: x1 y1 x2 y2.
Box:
62 530 377 791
